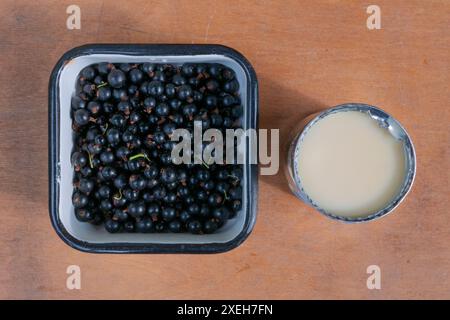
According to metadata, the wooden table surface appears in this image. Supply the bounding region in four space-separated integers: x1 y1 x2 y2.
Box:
0 0 448 299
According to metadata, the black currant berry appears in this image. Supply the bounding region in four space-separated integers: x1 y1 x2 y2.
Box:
107 69 126 88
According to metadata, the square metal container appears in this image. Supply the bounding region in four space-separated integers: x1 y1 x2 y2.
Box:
49 44 258 253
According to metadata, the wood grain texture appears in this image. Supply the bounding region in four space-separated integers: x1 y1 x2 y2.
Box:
0 0 448 299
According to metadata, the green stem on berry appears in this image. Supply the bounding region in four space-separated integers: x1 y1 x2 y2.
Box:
102 123 108 135
202 160 210 169
129 153 150 162
97 82 108 88
223 190 229 203
88 152 94 169
113 189 122 200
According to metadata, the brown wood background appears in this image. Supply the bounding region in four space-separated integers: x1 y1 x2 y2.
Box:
0 0 449 299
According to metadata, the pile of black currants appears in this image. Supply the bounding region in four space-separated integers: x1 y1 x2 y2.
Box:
71 62 243 234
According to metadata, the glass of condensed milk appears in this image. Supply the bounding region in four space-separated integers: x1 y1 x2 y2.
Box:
286 103 416 223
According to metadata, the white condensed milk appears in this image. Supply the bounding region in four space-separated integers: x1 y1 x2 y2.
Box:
286 104 416 222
